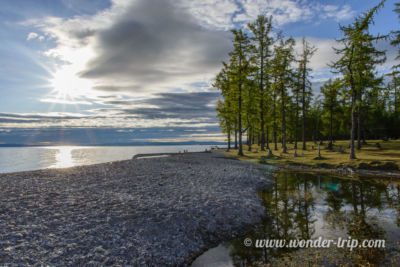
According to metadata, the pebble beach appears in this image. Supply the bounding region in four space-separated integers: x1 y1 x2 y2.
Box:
0 152 272 266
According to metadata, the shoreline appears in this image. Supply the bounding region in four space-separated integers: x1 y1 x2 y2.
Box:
0 151 272 266
273 162 400 179
0 143 226 148
220 148 400 179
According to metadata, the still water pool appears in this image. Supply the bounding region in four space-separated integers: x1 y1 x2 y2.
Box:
192 171 400 266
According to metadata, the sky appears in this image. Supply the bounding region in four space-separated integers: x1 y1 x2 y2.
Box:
0 0 398 145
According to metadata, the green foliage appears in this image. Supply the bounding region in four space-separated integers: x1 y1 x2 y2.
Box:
391 2 400 68
216 2 399 159
331 0 386 159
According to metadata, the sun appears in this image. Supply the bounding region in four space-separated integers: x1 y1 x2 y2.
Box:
50 66 93 99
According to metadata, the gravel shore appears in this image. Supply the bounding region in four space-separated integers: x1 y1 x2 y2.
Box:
0 152 272 266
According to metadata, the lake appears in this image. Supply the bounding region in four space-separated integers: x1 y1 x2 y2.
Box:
192 171 400 266
0 145 215 173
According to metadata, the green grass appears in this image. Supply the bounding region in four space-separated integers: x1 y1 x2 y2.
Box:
224 139 400 170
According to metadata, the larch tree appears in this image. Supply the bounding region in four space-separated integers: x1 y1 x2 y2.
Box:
229 29 253 156
248 15 274 151
321 79 342 150
214 63 235 151
215 4 399 154
332 0 386 159
299 38 316 151
391 1 400 69
271 38 296 154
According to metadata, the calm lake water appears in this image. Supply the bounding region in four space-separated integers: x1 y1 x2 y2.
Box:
0 145 215 173
192 171 400 267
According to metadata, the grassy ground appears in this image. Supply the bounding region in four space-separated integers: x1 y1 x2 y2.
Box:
224 139 400 170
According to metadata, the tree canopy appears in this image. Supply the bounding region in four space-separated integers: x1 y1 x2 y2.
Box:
214 1 399 159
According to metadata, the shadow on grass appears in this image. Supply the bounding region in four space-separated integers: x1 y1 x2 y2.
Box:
313 156 328 160
259 154 281 164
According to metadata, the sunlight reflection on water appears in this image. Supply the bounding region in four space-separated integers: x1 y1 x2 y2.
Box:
49 146 75 169
0 145 216 173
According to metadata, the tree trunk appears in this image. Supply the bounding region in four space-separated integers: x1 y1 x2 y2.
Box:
260 101 266 150
273 91 278 151
281 84 287 154
301 63 307 151
350 100 357 159
363 104 369 144
238 82 244 156
395 81 398 114
294 91 299 150
227 130 231 151
357 106 362 150
260 48 266 151
317 144 321 158
248 128 252 152
328 104 333 150
234 121 238 149
348 51 356 159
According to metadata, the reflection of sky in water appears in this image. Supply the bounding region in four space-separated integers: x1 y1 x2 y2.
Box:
193 173 400 267
192 244 232 267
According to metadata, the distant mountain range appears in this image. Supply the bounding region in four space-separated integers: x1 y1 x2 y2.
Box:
0 127 226 147
0 141 225 147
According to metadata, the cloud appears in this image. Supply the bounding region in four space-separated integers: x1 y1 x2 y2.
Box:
61 0 111 14
40 98 93 105
234 0 314 26
115 91 221 121
21 0 357 132
26 32 38 40
0 112 90 126
297 37 399 83
180 0 238 30
225 0 353 28
26 0 230 99
296 37 397 97
318 4 354 21
183 0 354 29
0 112 86 119
0 91 220 128
293 37 340 70
376 38 399 72
26 32 40 41
79 0 231 96
27 0 355 97
26 32 46 42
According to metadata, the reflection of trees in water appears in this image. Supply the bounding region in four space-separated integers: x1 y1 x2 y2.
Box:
341 180 387 265
229 172 400 267
231 172 317 266
294 173 316 239
323 177 346 231
386 183 400 227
